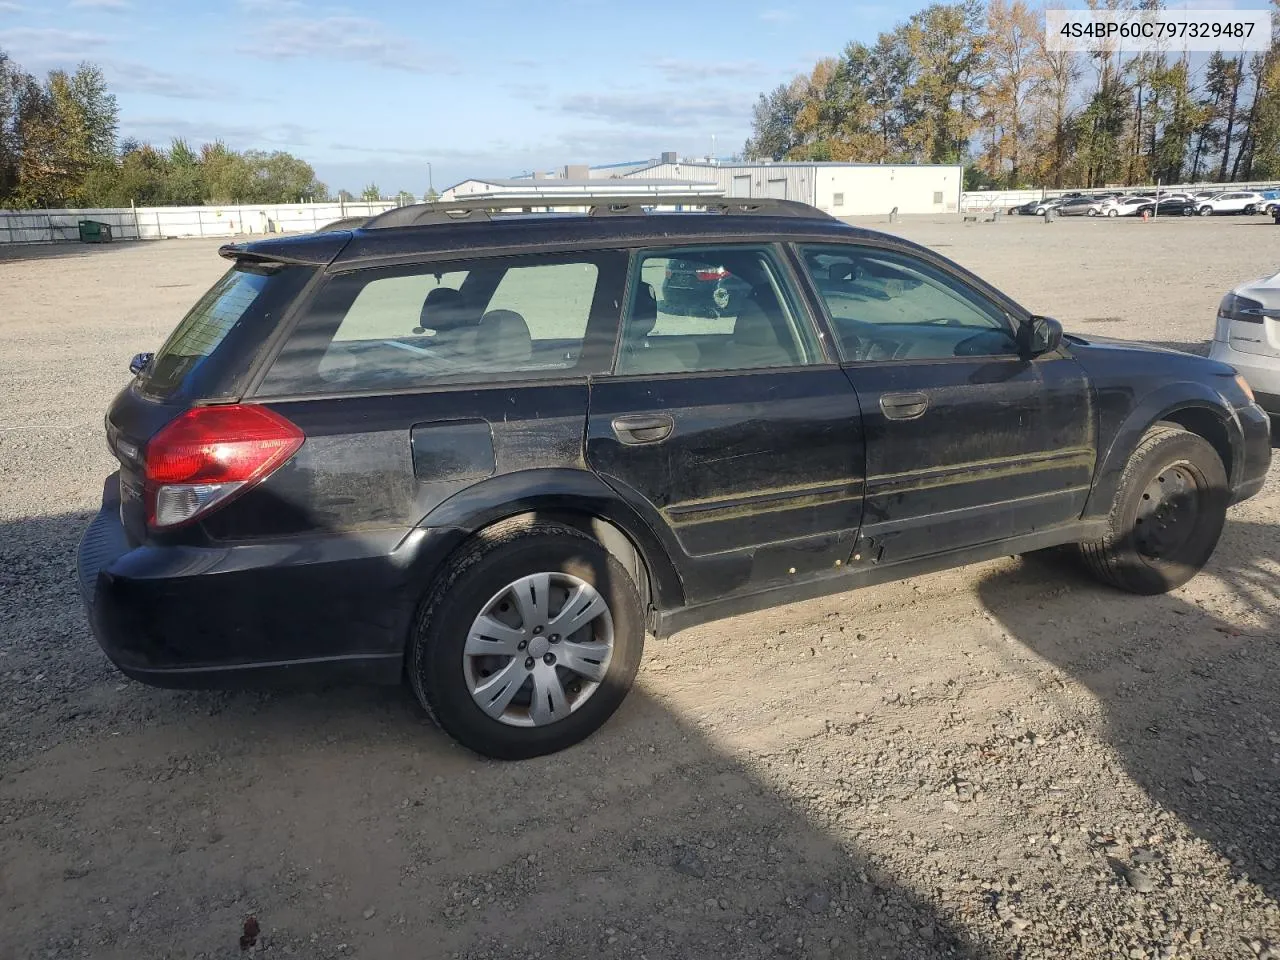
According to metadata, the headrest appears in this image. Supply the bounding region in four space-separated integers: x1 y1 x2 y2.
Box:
420 287 468 331
475 309 532 364
733 299 780 348
631 282 658 338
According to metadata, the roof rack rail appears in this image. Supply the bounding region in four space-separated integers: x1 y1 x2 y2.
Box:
360 195 834 230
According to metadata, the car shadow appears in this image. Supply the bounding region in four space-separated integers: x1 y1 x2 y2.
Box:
0 240 156 263
1 506 1000 960
975 518 1280 903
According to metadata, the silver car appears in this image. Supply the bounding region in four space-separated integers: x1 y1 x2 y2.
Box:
1211 271 1280 413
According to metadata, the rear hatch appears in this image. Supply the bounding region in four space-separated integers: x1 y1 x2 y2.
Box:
1224 272 1280 359
106 245 329 545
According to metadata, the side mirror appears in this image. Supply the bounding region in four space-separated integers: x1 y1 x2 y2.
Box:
1019 316 1063 356
129 351 153 376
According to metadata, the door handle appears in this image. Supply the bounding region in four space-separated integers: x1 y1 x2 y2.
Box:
611 414 675 444
879 392 929 420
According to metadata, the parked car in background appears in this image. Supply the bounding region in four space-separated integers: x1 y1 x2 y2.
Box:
1197 191 1267 215
1259 189 1280 214
1012 197 1068 216
659 256 752 317
1139 197 1197 217
1055 197 1097 217
1093 196 1151 217
76 195 1272 759
1211 271 1280 414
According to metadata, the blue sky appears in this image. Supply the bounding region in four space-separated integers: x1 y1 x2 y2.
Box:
0 0 914 195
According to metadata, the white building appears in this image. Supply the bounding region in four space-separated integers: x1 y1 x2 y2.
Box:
440 177 722 203
622 159 963 216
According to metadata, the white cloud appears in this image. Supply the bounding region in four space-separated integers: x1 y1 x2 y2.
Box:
105 61 242 101
236 0 302 9
122 116 314 149
559 91 749 130
759 9 794 22
239 16 455 74
0 26 112 62
69 0 131 10
652 58 765 82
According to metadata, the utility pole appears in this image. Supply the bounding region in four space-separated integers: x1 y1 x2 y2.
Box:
428 162 434 199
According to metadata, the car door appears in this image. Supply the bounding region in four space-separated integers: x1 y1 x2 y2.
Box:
794 242 1095 565
585 243 866 604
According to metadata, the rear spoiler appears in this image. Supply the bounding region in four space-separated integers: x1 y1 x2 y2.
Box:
218 230 352 268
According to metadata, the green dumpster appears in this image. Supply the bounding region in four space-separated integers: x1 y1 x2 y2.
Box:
78 220 113 243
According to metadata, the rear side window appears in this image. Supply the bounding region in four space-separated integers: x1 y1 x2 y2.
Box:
141 264 313 399
259 252 626 395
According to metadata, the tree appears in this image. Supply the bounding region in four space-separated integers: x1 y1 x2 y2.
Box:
395 189 414 205
361 182 381 201
979 0 1040 186
899 2 986 164
744 79 804 160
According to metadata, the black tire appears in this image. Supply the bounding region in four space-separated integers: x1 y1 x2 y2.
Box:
1244 204 1257 215
1077 424 1229 595
408 520 645 759
1199 205 1213 216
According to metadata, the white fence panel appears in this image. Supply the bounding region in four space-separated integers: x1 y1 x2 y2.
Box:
0 201 398 245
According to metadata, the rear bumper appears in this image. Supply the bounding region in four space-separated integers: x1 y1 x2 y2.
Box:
1210 340 1280 411
77 473 460 688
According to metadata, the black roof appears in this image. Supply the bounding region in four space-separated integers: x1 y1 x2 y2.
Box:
223 204 891 270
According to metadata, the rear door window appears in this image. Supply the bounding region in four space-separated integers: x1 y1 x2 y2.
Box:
616 245 824 375
258 252 626 395
141 264 313 399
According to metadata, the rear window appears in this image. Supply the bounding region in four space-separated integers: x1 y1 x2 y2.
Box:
141 264 313 398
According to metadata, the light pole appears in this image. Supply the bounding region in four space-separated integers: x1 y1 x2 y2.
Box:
427 162 434 200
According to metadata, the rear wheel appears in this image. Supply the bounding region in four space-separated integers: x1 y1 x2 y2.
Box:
408 520 645 759
1078 424 1228 594
1245 204 1258 215
1107 208 1119 217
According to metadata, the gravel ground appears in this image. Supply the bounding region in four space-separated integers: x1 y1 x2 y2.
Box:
1 217 1278 960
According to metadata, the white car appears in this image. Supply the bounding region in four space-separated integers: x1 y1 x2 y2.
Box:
1210 271 1280 414
1091 195 1152 217
1195 191 1267 216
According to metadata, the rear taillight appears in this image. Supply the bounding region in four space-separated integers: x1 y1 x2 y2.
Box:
143 404 304 529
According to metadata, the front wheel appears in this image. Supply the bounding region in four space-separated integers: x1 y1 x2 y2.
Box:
1077 424 1228 595
409 520 645 759
1199 205 1213 216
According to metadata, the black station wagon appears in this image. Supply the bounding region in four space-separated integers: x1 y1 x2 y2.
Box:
78 197 1272 759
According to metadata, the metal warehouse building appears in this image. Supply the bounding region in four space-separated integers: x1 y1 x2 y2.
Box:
622 158 963 216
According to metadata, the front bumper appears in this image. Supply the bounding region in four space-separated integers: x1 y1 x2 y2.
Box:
76 473 457 688
1209 339 1280 414
1231 402 1273 504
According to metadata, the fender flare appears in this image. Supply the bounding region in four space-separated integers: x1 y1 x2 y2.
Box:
1083 382 1243 518
406 467 686 613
